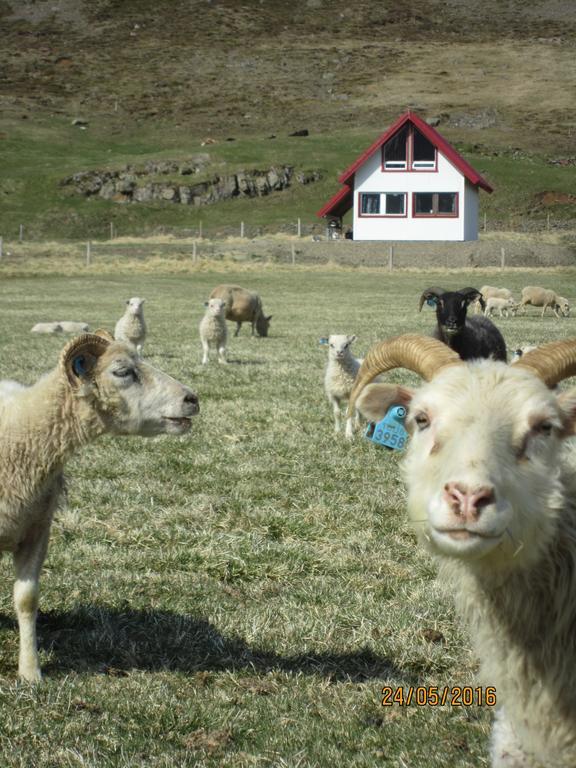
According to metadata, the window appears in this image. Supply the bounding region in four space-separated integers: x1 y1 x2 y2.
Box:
412 129 436 169
385 193 405 215
382 125 437 171
383 126 408 169
413 192 458 217
360 193 380 215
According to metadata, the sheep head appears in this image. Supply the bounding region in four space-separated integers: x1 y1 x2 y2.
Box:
204 298 226 317
255 313 272 337
349 334 576 571
327 334 357 361
125 297 145 315
419 287 484 338
61 333 199 437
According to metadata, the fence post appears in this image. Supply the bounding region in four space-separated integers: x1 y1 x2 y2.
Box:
19 224 23 242
483 212 487 232
500 247 505 270
0 237 3 259
297 217 301 237
86 241 91 266
291 242 296 265
240 221 244 238
199 221 203 240
193 240 197 264
546 213 550 231
388 245 393 272
110 222 115 240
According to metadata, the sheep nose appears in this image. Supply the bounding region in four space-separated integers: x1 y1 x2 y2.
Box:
183 390 200 414
443 482 495 521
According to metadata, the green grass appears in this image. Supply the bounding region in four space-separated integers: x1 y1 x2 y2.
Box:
1 264 576 766
1 117 575 241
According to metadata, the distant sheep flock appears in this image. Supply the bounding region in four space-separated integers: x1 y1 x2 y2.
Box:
3 275 576 767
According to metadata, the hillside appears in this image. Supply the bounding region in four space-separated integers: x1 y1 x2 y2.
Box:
0 0 575 239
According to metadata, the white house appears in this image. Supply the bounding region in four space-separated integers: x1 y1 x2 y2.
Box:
317 111 493 241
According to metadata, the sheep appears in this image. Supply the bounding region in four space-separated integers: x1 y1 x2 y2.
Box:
209 284 272 337
0 330 199 682
199 298 227 364
484 296 517 318
419 287 507 362
323 334 362 438
510 344 537 363
58 321 90 334
519 286 570 318
31 322 63 334
348 333 576 767
114 297 147 353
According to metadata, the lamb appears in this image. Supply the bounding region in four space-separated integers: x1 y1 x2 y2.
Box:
58 321 90 334
209 284 272 337
519 286 570 318
114 297 147 353
323 334 362 438
419 287 507 361
0 330 199 682
31 322 63 334
199 298 227 364
349 334 576 767
484 296 517 318
473 287 514 315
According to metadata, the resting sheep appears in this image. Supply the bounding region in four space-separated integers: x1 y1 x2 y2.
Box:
484 296 517 318
0 331 199 681
199 298 227 364
114 297 147 353
323 334 361 438
349 334 576 767
31 322 63 335
58 321 90 334
209 284 272 337
519 287 570 318
419 287 507 361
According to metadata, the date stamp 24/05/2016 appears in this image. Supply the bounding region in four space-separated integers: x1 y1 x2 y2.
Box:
381 686 497 708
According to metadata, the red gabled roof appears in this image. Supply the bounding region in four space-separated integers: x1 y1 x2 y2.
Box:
316 184 353 219
316 111 493 220
338 111 493 192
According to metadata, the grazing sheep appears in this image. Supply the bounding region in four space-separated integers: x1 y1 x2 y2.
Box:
419 287 507 361
349 334 576 768
323 334 362 438
484 296 517 318
199 298 227 364
114 297 147 353
58 321 90 334
0 331 199 681
519 287 570 318
209 284 272 337
31 322 63 335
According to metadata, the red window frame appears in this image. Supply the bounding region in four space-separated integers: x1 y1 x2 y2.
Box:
358 192 408 218
382 126 438 173
412 192 459 218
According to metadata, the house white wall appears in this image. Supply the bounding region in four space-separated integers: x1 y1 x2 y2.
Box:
352 150 479 241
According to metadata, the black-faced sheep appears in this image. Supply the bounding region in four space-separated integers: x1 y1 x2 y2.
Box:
349 334 576 767
419 287 507 361
0 331 199 681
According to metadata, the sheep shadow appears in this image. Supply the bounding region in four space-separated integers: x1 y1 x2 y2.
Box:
225 359 267 366
34 605 409 683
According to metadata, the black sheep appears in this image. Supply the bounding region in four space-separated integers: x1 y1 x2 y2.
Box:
419 287 507 362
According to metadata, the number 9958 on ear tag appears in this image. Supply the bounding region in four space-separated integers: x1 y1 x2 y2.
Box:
365 405 408 451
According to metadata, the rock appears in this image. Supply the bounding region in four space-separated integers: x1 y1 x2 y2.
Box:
289 129 309 137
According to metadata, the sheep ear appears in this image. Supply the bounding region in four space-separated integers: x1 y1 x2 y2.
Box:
355 383 413 423
557 389 576 437
204 301 209 307
125 300 130 305
347 334 357 344
419 288 444 312
61 334 111 387
460 288 482 306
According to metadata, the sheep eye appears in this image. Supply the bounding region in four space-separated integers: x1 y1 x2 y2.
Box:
113 368 136 380
414 412 430 431
534 421 553 437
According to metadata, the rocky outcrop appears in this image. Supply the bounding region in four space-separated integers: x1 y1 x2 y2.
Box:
61 162 322 206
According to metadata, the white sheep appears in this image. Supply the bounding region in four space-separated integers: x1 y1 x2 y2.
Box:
114 297 147 353
323 334 362 439
0 331 199 681
199 298 227 365
484 296 517 318
31 322 63 334
349 334 576 768
58 321 90 334
519 286 570 318
473 286 514 315
510 344 537 363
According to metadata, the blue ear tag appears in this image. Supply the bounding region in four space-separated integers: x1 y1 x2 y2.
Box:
319 337 329 345
426 297 437 307
365 405 408 451
72 354 87 377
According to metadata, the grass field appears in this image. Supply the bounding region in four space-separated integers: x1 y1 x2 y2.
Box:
1 263 576 767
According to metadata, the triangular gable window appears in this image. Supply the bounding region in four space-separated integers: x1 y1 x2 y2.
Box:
382 124 437 171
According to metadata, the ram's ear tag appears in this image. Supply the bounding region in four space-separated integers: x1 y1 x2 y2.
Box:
319 337 329 345
72 354 87 377
426 297 438 307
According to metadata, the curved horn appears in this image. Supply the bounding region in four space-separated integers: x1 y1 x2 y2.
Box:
514 339 576 388
61 333 112 386
349 334 462 414
93 328 115 342
418 287 446 312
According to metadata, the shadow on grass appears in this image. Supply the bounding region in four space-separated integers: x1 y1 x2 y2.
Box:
35 606 410 683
